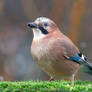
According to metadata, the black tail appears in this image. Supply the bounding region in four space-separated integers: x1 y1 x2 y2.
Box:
79 61 92 75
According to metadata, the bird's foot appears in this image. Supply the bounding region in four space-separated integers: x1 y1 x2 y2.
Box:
48 77 54 82
72 74 75 86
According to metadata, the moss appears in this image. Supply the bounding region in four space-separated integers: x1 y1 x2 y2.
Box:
0 80 91 92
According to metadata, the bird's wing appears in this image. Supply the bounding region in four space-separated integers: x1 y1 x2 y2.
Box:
56 36 92 69
52 36 88 65
60 37 92 75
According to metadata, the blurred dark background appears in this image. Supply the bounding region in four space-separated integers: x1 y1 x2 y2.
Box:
0 0 92 81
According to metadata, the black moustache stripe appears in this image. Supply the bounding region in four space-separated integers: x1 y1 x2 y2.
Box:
38 27 49 34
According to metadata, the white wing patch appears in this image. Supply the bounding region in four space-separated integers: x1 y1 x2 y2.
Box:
81 54 85 61
79 54 87 63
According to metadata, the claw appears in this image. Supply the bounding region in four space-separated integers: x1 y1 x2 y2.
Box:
48 77 54 82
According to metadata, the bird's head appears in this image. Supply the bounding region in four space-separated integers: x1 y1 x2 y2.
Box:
27 17 58 40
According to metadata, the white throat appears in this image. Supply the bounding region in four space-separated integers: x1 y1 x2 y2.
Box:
33 29 45 41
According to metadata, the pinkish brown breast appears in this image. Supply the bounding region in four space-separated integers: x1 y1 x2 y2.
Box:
31 31 80 77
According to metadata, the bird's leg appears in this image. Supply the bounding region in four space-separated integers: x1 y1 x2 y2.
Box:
48 77 54 82
72 74 75 86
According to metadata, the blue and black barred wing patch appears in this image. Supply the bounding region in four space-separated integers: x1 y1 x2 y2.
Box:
70 53 87 64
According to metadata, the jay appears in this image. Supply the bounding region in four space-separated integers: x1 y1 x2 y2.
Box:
27 17 92 85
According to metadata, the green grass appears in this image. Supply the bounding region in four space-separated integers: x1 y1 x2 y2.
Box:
0 80 92 92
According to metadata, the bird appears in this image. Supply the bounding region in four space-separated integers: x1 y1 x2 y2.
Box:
27 17 92 85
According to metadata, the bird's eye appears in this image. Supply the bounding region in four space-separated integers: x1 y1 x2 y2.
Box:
43 23 49 27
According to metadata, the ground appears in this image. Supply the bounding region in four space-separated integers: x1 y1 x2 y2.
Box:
0 80 92 92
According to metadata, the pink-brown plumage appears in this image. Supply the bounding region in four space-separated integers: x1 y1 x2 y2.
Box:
31 28 79 77
28 17 81 85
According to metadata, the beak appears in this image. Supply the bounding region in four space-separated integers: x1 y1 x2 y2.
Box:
27 22 37 28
